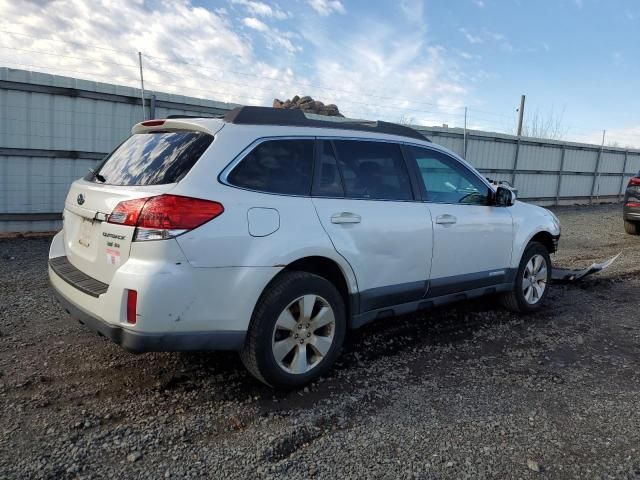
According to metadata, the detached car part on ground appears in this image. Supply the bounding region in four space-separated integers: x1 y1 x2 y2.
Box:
49 106 561 388
623 173 640 235
551 253 620 282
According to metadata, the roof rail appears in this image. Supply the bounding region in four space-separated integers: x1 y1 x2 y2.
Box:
166 114 225 119
223 106 430 142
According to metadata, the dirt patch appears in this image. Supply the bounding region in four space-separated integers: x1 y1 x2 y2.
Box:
1 204 640 479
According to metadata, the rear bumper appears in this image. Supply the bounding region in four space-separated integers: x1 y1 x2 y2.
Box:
48 230 280 352
52 280 245 352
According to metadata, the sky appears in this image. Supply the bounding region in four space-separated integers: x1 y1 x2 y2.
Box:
0 0 638 147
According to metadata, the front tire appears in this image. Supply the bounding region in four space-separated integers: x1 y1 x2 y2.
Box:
624 219 640 235
500 242 551 313
240 271 346 388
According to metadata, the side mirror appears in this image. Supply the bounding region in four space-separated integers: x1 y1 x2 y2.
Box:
495 186 516 206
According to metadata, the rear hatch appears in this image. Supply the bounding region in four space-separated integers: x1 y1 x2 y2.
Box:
62 119 222 284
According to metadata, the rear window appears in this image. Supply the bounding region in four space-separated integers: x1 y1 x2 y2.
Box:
227 139 314 195
90 132 213 186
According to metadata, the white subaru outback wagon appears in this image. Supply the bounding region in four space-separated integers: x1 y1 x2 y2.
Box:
49 106 561 387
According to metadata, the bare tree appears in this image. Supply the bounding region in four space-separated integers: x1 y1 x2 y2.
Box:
398 114 416 125
516 106 568 140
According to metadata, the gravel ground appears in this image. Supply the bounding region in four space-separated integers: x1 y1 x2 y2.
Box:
1 203 639 479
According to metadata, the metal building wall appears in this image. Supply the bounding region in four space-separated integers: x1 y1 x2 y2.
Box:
0 68 238 233
1 67 639 233
419 127 640 205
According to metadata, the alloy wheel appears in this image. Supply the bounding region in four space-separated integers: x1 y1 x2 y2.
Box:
522 254 548 304
271 294 336 374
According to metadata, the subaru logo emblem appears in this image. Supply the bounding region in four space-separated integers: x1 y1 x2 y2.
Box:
77 193 85 205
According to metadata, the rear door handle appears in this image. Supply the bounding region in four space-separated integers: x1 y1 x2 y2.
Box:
435 214 457 225
331 212 361 224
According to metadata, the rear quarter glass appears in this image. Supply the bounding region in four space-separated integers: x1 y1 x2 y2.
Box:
89 131 213 186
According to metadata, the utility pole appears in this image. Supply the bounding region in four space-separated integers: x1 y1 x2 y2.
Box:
590 129 606 203
596 129 606 200
463 106 468 159
516 94 525 136
138 51 146 120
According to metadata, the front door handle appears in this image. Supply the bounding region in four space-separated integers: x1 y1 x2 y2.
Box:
331 212 361 224
435 214 457 225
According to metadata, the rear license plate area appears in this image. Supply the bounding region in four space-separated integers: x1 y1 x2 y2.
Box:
78 218 95 247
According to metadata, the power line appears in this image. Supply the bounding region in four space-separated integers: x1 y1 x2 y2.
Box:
144 53 474 114
144 80 463 123
0 28 634 147
143 57 468 120
143 80 265 105
0 57 515 132
0 59 141 84
0 29 137 56
1 57 464 124
0 44 139 69
0 28 518 121
466 107 515 119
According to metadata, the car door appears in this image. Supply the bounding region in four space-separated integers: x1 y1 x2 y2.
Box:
311 139 433 313
404 145 514 297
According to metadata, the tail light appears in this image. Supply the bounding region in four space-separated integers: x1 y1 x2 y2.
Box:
127 290 138 324
108 194 224 241
628 177 640 187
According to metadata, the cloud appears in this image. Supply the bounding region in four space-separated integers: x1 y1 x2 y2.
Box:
307 0 345 16
459 28 519 52
457 50 481 60
472 0 485 7
459 27 483 44
230 0 289 20
0 0 279 105
299 19 469 125
399 0 425 23
242 17 301 53
243 17 268 32
0 0 469 127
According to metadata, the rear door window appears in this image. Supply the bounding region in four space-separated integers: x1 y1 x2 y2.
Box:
332 140 413 201
91 132 213 186
228 139 314 195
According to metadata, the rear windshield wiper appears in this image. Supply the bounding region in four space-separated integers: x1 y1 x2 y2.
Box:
89 168 106 183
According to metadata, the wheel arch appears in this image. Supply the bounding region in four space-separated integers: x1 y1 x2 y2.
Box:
529 230 557 255
286 256 355 320
512 228 558 269
255 255 357 325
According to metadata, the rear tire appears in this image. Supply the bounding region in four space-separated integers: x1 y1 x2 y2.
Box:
500 242 551 313
240 271 346 388
624 219 640 235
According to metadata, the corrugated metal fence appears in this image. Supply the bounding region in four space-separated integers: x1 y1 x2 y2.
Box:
2 67 639 233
